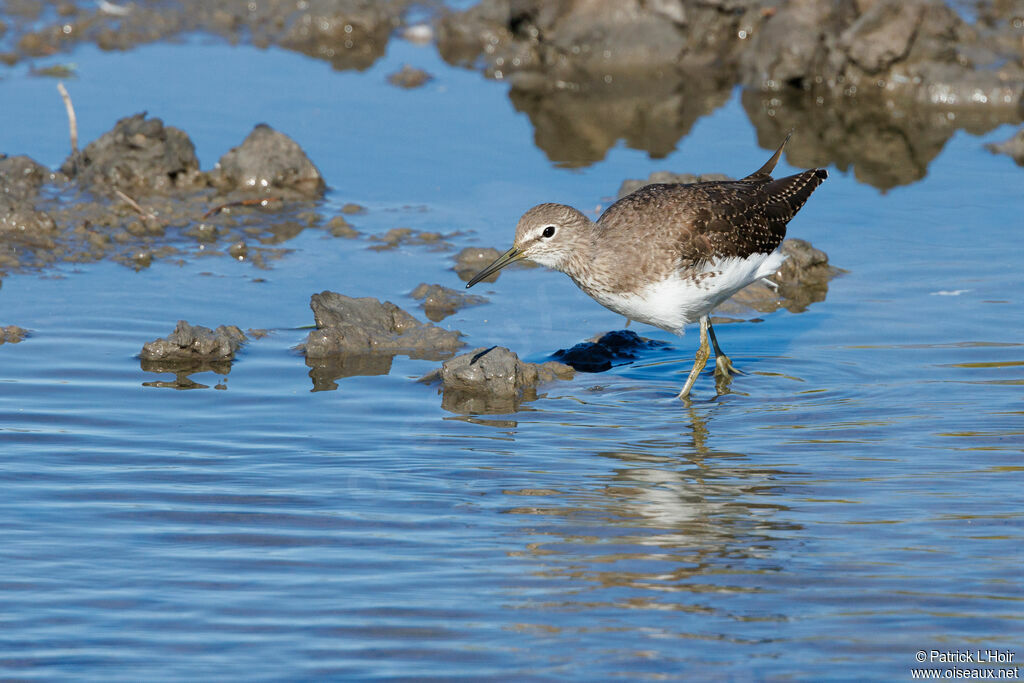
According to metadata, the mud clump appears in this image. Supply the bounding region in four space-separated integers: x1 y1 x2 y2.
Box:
210 124 325 198
0 325 29 344
410 283 488 322
325 215 360 238
1 155 49 200
452 246 535 283
300 291 465 391
453 247 502 283
553 330 671 373
368 228 452 251
61 113 203 194
388 64 434 88
140 320 248 362
301 291 463 358
986 128 1024 166
739 0 1024 189
138 320 248 389
421 345 574 414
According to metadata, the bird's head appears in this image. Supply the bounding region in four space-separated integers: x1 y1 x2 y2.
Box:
466 203 592 288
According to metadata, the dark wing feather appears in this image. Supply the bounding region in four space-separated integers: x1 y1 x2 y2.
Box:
678 168 828 265
594 168 827 291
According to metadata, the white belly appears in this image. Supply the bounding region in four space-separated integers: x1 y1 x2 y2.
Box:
588 250 785 335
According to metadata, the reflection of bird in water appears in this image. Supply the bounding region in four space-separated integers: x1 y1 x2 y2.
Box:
468 135 827 398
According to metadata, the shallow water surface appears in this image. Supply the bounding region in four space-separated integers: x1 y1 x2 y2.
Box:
1 31 1022 681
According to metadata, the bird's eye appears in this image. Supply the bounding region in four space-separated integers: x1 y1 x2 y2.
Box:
542 226 556 238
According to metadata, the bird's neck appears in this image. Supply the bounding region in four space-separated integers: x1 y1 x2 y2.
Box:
556 226 604 291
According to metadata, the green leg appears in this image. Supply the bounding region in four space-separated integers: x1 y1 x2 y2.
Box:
707 318 741 378
677 316 711 400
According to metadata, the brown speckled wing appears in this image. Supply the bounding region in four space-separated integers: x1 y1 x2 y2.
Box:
593 167 827 291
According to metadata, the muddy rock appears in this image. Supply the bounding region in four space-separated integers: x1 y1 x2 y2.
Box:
301 291 463 359
420 345 574 413
368 227 451 251
2 117 334 277
388 64 433 88
552 330 671 373
340 202 367 215
210 124 325 198
736 0 1024 189
740 0 1024 108
986 127 1024 165
6 1 404 73
1 154 50 200
453 247 502 283
0 195 58 256
452 245 537 282
325 215 360 238
438 0 760 79
61 113 204 193
0 325 30 344
140 320 248 362
409 283 488 322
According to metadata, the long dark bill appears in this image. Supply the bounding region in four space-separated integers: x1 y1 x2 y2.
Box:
465 246 524 288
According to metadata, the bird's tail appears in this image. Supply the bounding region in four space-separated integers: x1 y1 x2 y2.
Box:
743 131 793 181
763 167 829 221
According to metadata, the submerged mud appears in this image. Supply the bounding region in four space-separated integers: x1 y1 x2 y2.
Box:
0 324 29 344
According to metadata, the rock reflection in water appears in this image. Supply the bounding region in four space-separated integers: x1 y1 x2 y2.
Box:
139 358 231 390
508 71 732 167
742 89 1018 191
305 353 395 392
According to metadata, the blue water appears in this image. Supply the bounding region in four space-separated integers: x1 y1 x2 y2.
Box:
1 35 1022 680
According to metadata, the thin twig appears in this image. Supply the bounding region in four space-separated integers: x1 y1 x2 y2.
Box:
202 196 282 219
114 188 158 221
56 81 78 155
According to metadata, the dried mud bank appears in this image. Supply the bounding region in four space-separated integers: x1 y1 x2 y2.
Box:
1 112 329 276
